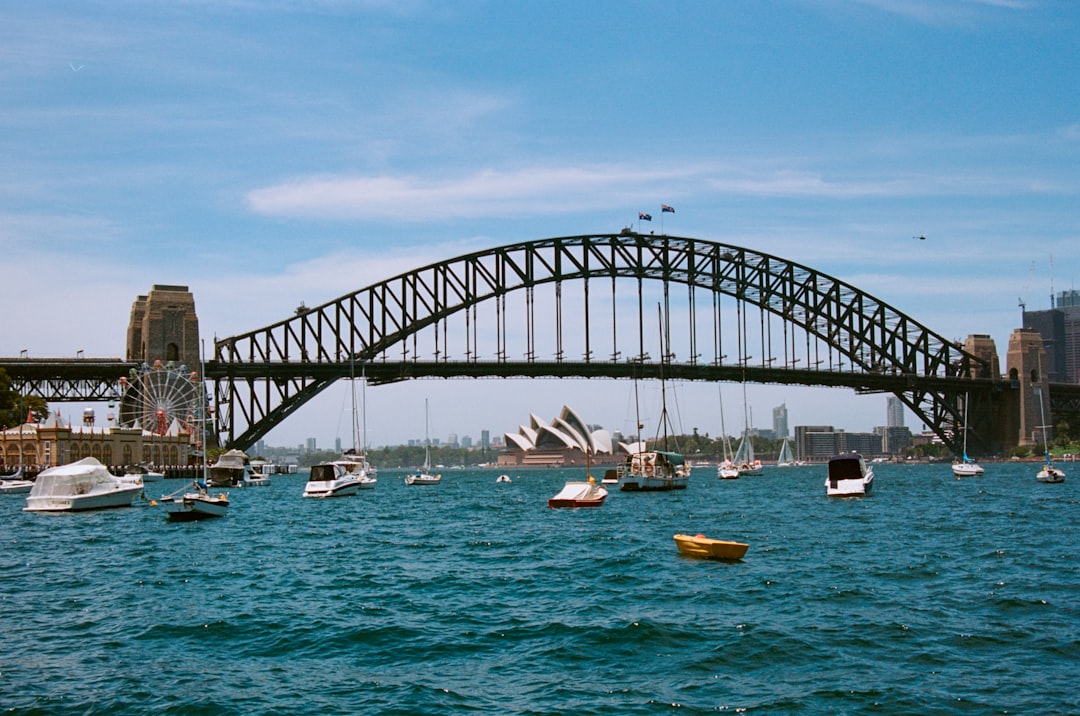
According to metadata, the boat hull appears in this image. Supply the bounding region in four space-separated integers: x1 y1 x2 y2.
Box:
673 534 748 561
951 462 984 477
303 480 362 498
619 475 688 491
404 473 442 485
1036 467 1065 483
0 480 34 494
24 483 142 512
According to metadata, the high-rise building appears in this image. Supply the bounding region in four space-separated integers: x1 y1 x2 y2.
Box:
481 430 491 450
886 396 904 427
772 403 789 439
1023 289 1080 384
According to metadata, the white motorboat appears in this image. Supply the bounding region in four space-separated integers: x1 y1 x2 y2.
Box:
207 448 248 487
240 463 271 487
0 467 33 494
825 452 874 497
405 399 442 485
24 457 142 512
161 481 230 520
303 463 363 498
951 393 984 477
0 478 34 494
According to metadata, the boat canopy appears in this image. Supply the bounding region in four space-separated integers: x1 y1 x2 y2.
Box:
28 457 118 497
827 454 865 480
655 450 685 466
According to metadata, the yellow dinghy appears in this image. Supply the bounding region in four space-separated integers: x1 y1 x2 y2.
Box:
673 533 748 561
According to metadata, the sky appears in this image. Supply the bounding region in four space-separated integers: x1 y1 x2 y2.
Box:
2 0 1078 450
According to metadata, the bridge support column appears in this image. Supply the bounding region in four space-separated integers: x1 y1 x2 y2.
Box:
126 285 201 373
1006 328 1051 448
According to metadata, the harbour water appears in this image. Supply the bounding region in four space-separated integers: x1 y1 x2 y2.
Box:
2 462 1078 714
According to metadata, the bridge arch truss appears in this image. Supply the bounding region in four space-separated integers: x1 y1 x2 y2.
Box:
210 233 996 450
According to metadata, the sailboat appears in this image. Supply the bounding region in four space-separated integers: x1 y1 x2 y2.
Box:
324 360 376 490
951 393 984 477
619 305 691 491
716 385 739 479
775 438 796 468
1035 387 1065 483
733 385 762 476
405 399 441 485
162 342 230 519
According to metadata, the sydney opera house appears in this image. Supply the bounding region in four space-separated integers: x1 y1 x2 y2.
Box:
498 405 623 467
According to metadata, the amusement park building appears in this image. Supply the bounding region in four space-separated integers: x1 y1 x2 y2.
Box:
0 410 197 475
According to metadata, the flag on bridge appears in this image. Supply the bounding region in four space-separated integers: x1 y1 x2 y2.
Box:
662 204 675 213
639 212 652 221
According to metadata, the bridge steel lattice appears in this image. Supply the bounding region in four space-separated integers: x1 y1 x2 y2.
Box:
209 232 1004 452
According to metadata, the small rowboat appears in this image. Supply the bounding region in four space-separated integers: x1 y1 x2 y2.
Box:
673 533 748 561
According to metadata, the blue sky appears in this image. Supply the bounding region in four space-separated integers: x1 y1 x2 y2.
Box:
2 0 1078 450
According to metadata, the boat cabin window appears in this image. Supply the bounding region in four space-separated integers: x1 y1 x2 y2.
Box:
309 465 336 481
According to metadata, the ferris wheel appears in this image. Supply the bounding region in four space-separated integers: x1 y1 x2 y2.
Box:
117 361 206 436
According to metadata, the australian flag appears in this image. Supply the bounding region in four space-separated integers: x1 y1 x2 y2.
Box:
662 204 675 213
639 212 652 221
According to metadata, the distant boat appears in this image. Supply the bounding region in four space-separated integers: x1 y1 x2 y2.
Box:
951 393 984 477
496 474 512 483
673 533 748 561
405 399 442 486
331 449 377 489
775 438 796 468
733 380 762 476
207 448 247 487
1035 387 1065 483
161 480 230 520
0 466 33 494
548 477 608 508
24 457 142 512
715 385 739 479
825 452 874 497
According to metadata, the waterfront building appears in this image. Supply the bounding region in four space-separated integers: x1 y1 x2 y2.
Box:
1 411 196 473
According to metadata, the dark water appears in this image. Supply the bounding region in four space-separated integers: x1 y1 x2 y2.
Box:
2 462 1078 715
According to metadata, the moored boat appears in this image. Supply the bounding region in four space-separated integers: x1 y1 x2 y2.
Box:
303 463 363 497
496 474 512 483
673 533 749 561
1035 388 1065 483
619 448 690 491
825 452 874 497
548 477 608 508
207 448 248 487
0 467 33 494
24 457 142 512
405 399 442 485
161 481 230 520
951 393 984 477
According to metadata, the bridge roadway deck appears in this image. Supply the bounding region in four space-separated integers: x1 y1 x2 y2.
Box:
4 357 1080 411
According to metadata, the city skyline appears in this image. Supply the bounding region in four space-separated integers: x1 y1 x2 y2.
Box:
2 1 1077 447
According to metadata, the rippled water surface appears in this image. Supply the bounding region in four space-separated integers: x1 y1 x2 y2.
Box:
2 462 1078 714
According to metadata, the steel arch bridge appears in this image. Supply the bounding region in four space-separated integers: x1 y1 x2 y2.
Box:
208 232 1005 453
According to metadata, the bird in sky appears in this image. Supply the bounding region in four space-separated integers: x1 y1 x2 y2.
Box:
913 235 926 240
